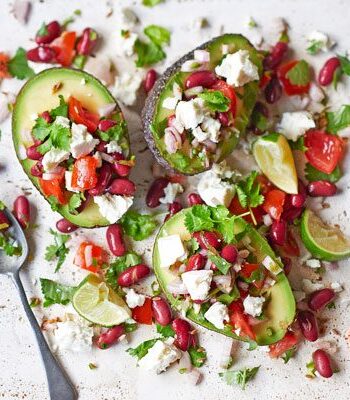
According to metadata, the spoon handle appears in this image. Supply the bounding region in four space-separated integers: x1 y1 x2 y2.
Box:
12 271 77 400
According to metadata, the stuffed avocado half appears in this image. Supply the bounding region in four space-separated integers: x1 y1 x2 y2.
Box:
12 68 135 228
153 205 296 346
143 34 263 175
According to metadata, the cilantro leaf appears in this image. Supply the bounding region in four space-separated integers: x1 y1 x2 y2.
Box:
156 323 175 338
306 360 316 378
32 117 51 141
338 54 350 76
305 163 342 183
184 205 214 232
326 105 350 134
0 200 5 210
285 60 310 86
120 210 157 241
50 95 68 118
198 90 230 112
281 347 296 363
127 339 158 360
142 0 164 6
188 346 207 367
306 40 323 55
0 232 22 256
219 366 260 389
106 252 142 290
208 253 232 274
50 124 71 151
134 39 166 68
235 171 264 209
47 195 60 211
45 229 70 272
40 278 75 307
98 122 126 142
68 193 85 214
144 25 170 46
8 48 34 80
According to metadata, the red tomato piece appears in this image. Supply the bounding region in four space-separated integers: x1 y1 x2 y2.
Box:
0 52 10 79
269 331 298 358
71 156 98 190
229 196 264 225
277 60 310 96
74 241 105 273
304 130 343 174
51 31 76 67
68 96 100 133
239 263 259 279
228 301 256 341
132 297 153 325
211 79 237 117
262 189 286 220
39 178 67 204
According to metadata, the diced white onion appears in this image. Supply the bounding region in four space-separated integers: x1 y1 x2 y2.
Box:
98 103 116 117
194 50 210 62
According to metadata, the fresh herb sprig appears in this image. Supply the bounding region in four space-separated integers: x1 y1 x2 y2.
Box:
219 366 260 389
45 229 70 272
120 210 157 241
40 278 76 307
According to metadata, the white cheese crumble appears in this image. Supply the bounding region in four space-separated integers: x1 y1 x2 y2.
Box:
158 234 187 268
113 71 143 106
124 288 146 308
159 182 184 204
70 123 99 159
181 270 213 301
330 282 343 293
54 116 70 128
163 97 179 110
302 278 324 294
305 259 322 269
175 98 206 130
94 193 133 223
200 116 222 143
204 302 229 329
106 140 123 154
262 255 283 275
307 31 334 53
42 148 70 172
277 111 315 141
243 295 265 317
117 30 138 57
215 50 259 87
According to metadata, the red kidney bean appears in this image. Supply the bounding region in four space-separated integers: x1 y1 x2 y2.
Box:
13 195 30 229
187 193 204 206
269 219 287 245
98 119 116 132
111 152 131 177
318 57 341 86
297 310 318 342
108 178 136 196
312 349 333 378
30 161 44 177
168 201 182 216
106 224 126 257
146 177 170 208
96 325 125 349
282 257 292 275
172 318 193 351
307 181 337 197
96 141 108 152
26 144 42 160
185 253 206 272
281 206 303 223
185 70 217 89
144 69 157 93
0 211 10 230
308 288 335 311
193 231 221 250
220 244 238 263
152 297 172 326
88 164 112 196
35 21 61 44
265 76 282 104
27 46 57 63
290 180 307 208
263 42 288 70
56 218 78 233
76 28 99 56
218 112 229 127
117 264 150 287
40 111 52 123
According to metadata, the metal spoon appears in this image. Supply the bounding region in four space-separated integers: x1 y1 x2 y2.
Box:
0 207 77 400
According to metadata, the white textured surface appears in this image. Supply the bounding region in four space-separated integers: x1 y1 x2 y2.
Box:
1 0 350 399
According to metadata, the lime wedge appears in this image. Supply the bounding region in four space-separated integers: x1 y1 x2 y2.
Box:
253 133 298 194
72 274 131 326
301 209 350 261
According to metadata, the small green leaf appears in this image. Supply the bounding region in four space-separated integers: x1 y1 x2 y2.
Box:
127 339 158 360
40 278 75 307
285 60 311 86
144 25 170 46
142 0 164 6
208 253 232 274
235 171 264 209
8 48 35 80
45 229 70 272
281 347 296 363
98 122 126 142
124 322 138 333
306 360 316 378
188 346 207 367
219 366 260 390
134 39 166 68
306 40 323 55
88 363 97 370
50 95 68 118
198 90 230 112
156 323 175 338
217 286 240 305
105 252 142 290
326 105 350 134
120 210 157 241
29 297 41 308
338 54 350 76
68 193 85 215
72 54 87 69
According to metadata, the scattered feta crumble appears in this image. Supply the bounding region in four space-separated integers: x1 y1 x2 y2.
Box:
158 234 187 268
54 116 70 128
106 140 122 154
159 182 184 204
42 148 70 172
70 123 99 159
117 30 138 57
307 31 334 53
175 98 206 130
181 270 213 301
330 282 343 293
302 279 324 294
163 96 180 110
277 111 315 141
113 71 143 106
243 295 265 317
94 193 133 223
125 288 146 308
204 302 229 329
305 259 322 269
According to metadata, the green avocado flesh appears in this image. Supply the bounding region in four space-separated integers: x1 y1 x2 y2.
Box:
150 34 263 175
12 68 128 228
153 209 296 346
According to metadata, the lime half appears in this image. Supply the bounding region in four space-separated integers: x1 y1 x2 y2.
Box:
253 133 298 194
301 209 350 261
72 274 131 326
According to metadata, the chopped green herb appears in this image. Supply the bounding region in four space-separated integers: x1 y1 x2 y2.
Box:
305 163 342 183
307 40 324 55
219 366 260 389
45 229 70 272
0 233 22 256
72 55 86 69
97 122 126 142
74 9 82 16
47 195 60 211
217 286 240 305
327 301 336 309
248 17 257 28
106 252 142 290
120 210 157 241
188 346 207 367
156 323 175 338
289 136 306 151
151 280 161 296
68 193 85 215
251 109 268 132
142 0 164 6
285 60 311 86
178 367 187 374
208 253 232 274
144 25 170 46
134 39 166 68
236 171 264 209
50 95 68 118
40 278 75 307
198 90 230 112
326 104 350 134
306 360 316 378
127 339 158 360
0 200 5 210
338 54 350 76
332 65 342 89
282 347 296 363
88 363 97 370
8 48 34 80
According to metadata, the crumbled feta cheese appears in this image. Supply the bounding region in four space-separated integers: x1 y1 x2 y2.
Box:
117 30 138 57
330 282 343 293
201 116 221 143
138 339 181 374
65 171 78 193
113 71 143 106
158 234 187 268
305 259 322 269
106 140 122 154
54 116 70 128
243 295 265 317
262 255 283 275
215 50 259 87
125 288 146 308
181 270 213 301
277 111 315 141
212 161 240 180
309 83 325 103
159 182 184 204
192 126 208 142
204 302 229 329
302 278 324 294
197 169 235 207
163 97 179 110
70 123 99 159
175 98 205 130
94 193 133 223
42 148 70 172
307 31 334 53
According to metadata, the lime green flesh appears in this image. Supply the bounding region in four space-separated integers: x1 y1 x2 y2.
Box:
12 68 128 228
301 209 350 261
152 34 263 174
153 209 296 346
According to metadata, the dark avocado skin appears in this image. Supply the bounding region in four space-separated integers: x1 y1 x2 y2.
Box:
142 34 263 175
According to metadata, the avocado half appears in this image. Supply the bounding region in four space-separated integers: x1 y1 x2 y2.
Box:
142 34 263 175
153 209 296 346
12 68 129 228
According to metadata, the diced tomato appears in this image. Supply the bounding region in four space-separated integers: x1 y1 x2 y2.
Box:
277 229 300 257
39 177 67 204
277 60 310 96
304 130 344 174
229 196 264 225
262 189 286 220
0 52 10 79
256 174 274 195
211 79 237 117
239 263 266 289
71 156 98 190
74 241 106 273
68 96 100 133
269 331 298 358
228 301 256 341
51 31 76 67
132 297 153 325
